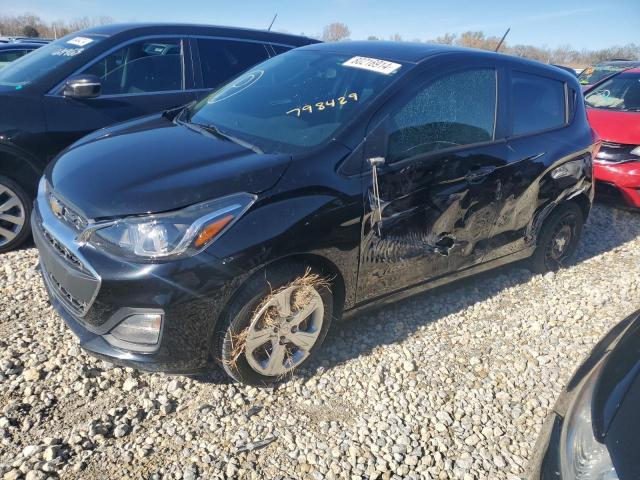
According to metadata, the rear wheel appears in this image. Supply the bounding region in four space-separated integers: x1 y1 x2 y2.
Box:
530 202 584 273
0 175 31 253
215 263 333 386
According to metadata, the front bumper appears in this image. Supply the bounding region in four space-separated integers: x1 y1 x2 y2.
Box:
32 198 240 374
594 161 640 208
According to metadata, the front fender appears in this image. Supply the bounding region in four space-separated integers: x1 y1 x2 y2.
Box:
208 191 363 309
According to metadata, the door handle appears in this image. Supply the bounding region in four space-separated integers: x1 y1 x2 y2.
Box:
465 166 496 183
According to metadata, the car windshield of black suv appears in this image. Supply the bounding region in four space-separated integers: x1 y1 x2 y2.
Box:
0 34 105 87
584 72 640 111
186 50 407 153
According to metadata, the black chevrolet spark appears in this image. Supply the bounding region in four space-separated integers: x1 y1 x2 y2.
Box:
33 41 596 385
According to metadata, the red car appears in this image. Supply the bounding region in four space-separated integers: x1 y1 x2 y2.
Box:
585 67 640 208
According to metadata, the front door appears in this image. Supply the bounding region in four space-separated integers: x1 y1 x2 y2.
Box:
357 66 508 302
42 37 197 161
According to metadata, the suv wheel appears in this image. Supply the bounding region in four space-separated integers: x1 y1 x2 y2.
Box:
0 175 31 253
530 202 584 273
216 263 333 386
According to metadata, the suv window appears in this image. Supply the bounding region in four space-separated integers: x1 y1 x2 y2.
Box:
81 38 184 95
388 68 497 163
197 38 269 88
0 50 29 68
511 71 565 136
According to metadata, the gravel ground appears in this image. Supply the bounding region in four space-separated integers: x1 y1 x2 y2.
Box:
1 203 639 480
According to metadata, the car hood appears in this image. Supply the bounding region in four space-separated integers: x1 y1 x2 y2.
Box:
587 108 640 145
46 114 291 219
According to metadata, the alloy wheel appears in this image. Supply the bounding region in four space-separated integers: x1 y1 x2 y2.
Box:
0 183 26 247
544 213 577 266
243 284 324 377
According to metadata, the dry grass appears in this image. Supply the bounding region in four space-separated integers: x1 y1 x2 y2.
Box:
223 268 331 374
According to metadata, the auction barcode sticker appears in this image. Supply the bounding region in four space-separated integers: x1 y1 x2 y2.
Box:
66 36 94 47
342 56 402 75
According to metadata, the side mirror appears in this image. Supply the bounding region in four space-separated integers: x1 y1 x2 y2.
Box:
62 74 101 99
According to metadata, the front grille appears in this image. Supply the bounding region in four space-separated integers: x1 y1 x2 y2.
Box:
45 268 89 315
42 228 86 272
48 193 88 231
596 142 638 164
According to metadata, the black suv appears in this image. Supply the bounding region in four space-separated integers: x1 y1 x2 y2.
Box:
0 23 317 251
33 42 596 385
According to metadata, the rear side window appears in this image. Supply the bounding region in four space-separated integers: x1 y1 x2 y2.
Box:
388 68 497 163
81 38 184 95
511 71 565 136
197 38 269 88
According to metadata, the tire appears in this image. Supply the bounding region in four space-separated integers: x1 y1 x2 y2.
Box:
215 263 333 386
530 202 584 274
0 175 32 254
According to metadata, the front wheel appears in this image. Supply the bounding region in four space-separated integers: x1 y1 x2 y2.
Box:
530 202 584 273
0 175 31 253
215 264 333 386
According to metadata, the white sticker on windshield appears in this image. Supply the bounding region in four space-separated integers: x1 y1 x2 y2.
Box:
342 56 401 75
67 36 94 47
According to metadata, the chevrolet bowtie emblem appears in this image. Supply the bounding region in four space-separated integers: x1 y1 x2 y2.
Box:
49 195 64 216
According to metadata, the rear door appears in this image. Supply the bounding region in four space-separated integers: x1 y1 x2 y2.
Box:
42 36 197 160
483 68 573 262
357 64 509 301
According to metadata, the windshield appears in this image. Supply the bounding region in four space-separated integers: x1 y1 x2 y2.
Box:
585 72 640 111
186 50 406 153
0 34 105 87
578 65 629 86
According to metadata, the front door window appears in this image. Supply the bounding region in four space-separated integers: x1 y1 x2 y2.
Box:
387 68 497 163
80 38 184 95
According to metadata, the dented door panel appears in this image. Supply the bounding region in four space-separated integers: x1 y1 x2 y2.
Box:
357 142 509 302
483 127 594 262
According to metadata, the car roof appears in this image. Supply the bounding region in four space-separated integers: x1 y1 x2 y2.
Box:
79 23 318 46
297 40 471 63
297 40 570 73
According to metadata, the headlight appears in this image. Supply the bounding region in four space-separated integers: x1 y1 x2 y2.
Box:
83 193 256 260
560 359 618 480
631 146 640 157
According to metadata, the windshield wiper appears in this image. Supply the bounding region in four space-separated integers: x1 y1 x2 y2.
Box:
182 120 263 154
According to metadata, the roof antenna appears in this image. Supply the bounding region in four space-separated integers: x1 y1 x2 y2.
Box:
494 27 510 52
267 13 278 31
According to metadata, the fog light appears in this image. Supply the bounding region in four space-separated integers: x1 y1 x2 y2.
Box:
111 313 162 345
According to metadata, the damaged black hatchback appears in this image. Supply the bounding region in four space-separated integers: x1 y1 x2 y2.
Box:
33 41 596 385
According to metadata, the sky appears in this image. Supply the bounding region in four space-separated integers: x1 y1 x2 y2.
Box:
1 0 638 50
